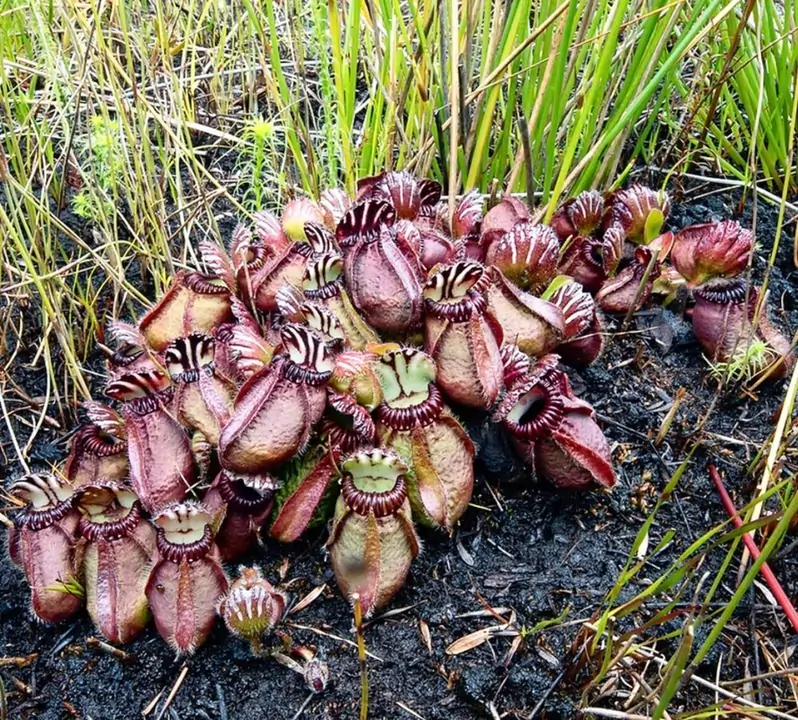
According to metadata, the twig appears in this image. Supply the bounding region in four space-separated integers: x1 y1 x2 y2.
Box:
721 666 798 687
620 250 660 332
709 465 798 633
396 701 427 720
580 709 651 719
353 593 369 720
285 622 383 661
155 665 189 720
364 602 423 628
646 167 798 215
0 378 29 472
517 109 535 208
86 636 132 663
289 585 327 616
0 654 37 668
740 351 798 570
590 625 796 720
215 684 228 720
289 693 314 720
649 655 796 720
447 0 459 222
529 669 565 719
50 625 80 656
142 691 164 717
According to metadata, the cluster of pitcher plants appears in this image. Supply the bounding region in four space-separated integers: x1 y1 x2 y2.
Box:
5 172 793 655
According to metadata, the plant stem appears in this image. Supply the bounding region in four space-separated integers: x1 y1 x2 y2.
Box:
448 0 459 217
353 593 369 720
708 464 798 633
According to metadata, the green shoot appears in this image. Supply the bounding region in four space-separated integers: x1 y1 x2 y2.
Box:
707 339 776 385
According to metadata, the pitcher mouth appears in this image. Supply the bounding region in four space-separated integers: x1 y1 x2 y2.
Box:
373 347 442 429
106 370 174 416
323 391 376 453
339 449 409 517
304 281 342 301
423 261 490 322
10 473 76 532
165 333 216 383
278 325 335 386
280 355 334 386
153 502 215 563
376 383 443 430
695 278 747 305
501 379 565 441
303 254 345 301
76 424 127 457
424 291 487 322
336 199 397 248
341 474 407 518
78 486 141 541
218 472 276 513
184 272 231 295
110 343 146 368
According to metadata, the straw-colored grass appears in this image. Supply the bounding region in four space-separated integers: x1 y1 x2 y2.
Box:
1 1 797 716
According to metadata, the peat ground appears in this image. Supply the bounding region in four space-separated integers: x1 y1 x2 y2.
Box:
1 183 797 719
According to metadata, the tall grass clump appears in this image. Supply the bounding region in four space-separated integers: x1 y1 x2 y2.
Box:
666 0 798 194
0 0 738 411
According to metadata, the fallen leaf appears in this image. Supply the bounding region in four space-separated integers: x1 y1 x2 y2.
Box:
456 535 475 566
419 620 432 654
445 627 495 655
289 584 326 615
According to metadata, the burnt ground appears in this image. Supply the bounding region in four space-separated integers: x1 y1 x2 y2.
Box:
1 183 798 719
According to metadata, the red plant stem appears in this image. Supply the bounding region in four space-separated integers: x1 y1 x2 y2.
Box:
709 464 798 633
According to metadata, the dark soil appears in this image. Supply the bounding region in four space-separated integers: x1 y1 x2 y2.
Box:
1 182 797 720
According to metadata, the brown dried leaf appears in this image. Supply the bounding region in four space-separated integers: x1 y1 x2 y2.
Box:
289 584 326 616
536 646 561 669
419 620 432 654
278 556 290 582
456 535 475 566
0 653 37 668
503 635 523 667
65 152 82 190
446 626 499 655
272 651 303 674
456 607 512 618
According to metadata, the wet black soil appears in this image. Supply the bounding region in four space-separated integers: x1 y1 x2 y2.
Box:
2 182 797 719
